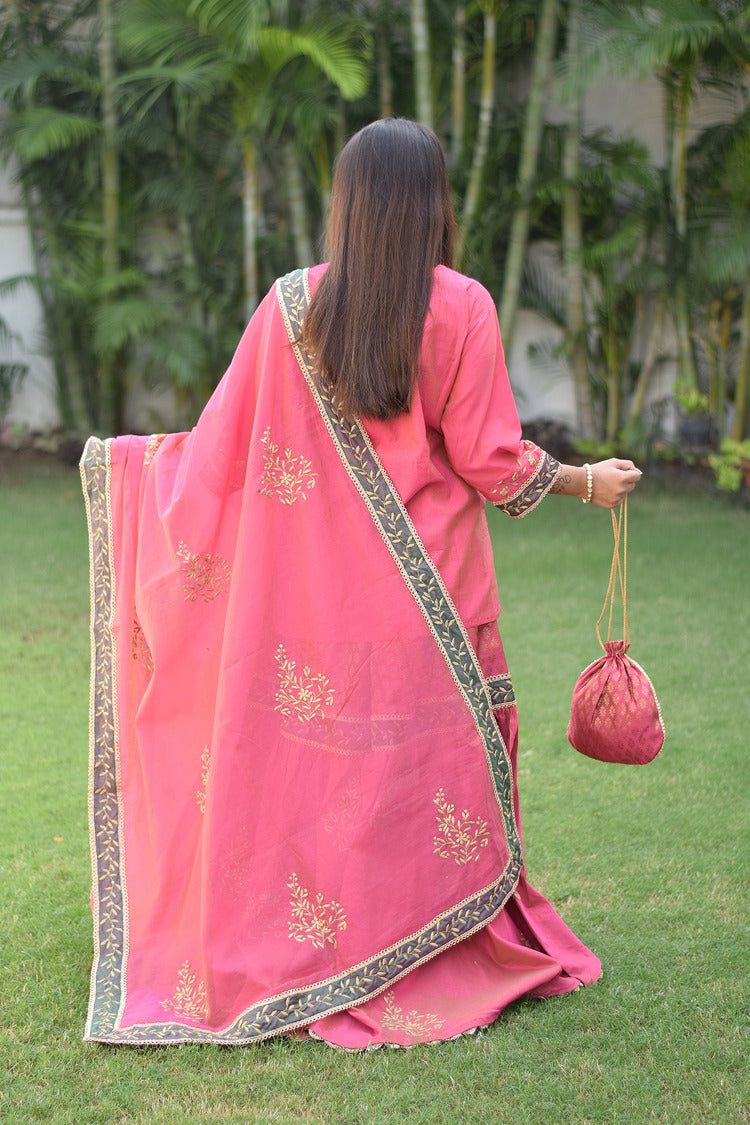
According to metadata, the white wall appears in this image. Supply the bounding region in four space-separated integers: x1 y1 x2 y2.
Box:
0 150 61 432
508 69 742 435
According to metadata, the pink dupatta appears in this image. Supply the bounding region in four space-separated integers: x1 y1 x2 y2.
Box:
80 269 538 1045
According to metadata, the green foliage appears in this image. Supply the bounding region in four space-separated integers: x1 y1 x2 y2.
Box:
1 0 749 444
572 437 617 461
674 382 709 417
708 438 750 491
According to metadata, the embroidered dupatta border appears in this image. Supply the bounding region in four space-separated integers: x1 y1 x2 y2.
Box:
80 436 128 1039
80 271 523 1045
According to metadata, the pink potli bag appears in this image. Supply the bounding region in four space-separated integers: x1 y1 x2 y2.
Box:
568 497 665 765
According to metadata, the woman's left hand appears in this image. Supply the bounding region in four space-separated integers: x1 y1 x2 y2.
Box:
589 458 642 509
552 459 643 508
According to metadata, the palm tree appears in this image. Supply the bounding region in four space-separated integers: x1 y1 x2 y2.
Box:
121 0 368 318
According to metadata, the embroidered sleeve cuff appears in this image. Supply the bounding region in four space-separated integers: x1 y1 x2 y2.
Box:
492 446 562 519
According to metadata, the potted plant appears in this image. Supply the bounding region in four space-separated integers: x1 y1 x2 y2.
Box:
708 438 750 492
674 382 713 449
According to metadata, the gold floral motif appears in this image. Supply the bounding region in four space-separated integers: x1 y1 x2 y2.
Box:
159 960 208 1022
274 644 334 723
380 991 446 1039
177 542 231 603
432 787 489 865
143 433 166 465
197 745 210 814
491 441 540 500
259 427 317 504
287 872 347 951
131 618 154 672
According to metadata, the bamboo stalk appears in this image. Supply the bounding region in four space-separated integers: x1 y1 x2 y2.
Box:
283 141 314 268
731 280 750 440
21 180 89 432
604 276 620 442
561 0 595 439
377 20 393 119
670 65 699 391
456 5 496 267
498 0 558 350
242 138 260 321
97 0 121 433
410 0 433 129
450 4 466 169
627 291 666 425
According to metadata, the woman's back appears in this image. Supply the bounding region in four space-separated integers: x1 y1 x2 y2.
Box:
308 262 557 626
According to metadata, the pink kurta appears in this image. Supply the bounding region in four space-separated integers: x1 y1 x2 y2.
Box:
80 266 600 1050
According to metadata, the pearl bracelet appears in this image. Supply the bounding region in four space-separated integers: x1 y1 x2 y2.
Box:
582 463 593 504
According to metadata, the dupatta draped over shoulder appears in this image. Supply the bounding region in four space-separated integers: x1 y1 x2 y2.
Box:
80 268 599 1047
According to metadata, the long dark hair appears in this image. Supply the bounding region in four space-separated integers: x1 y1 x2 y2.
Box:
302 118 455 419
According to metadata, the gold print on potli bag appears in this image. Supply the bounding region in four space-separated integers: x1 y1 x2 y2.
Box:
159 961 208 1021
287 873 347 951
176 542 231 602
197 745 210 814
259 427 317 504
274 644 335 722
131 618 153 672
380 991 446 1040
432 787 489 865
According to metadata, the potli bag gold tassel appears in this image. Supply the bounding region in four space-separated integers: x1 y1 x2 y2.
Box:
568 497 665 764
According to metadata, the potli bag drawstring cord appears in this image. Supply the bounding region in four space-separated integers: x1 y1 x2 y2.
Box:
596 496 629 650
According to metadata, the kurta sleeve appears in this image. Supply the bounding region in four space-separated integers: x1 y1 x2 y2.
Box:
441 281 561 518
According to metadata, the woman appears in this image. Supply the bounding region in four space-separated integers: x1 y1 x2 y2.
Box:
80 119 640 1048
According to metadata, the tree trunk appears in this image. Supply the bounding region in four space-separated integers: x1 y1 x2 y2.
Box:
603 276 620 443
98 0 121 433
670 65 699 391
498 0 558 350
21 180 91 432
561 0 595 439
716 298 731 439
731 280 750 440
450 4 466 170
283 141 314 268
242 137 260 321
627 290 666 425
377 19 393 118
455 5 496 268
410 0 433 129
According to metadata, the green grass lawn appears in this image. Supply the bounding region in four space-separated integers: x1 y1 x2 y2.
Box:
1 457 748 1125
